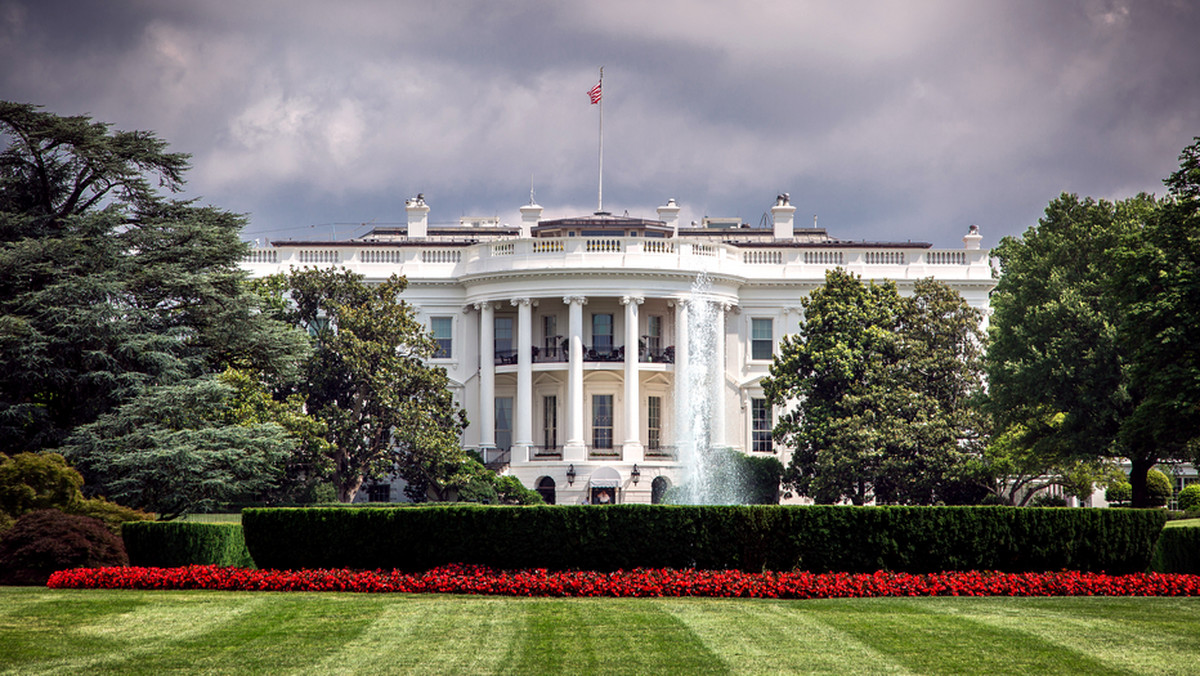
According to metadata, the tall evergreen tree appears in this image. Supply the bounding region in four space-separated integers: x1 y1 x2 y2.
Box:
0 102 311 513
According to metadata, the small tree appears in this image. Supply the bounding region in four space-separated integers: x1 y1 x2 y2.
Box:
1145 469 1173 508
0 509 128 585
1177 484 1200 511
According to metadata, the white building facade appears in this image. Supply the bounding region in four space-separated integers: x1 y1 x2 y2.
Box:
241 195 996 505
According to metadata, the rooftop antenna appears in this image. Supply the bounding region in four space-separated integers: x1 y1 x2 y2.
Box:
589 67 605 214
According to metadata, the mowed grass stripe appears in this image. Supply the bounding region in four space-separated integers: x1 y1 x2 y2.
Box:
661 598 915 676
298 596 524 676
803 597 1124 676
926 597 1200 675
501 598 728 675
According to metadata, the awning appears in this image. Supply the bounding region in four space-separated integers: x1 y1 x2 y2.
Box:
589 466 622 488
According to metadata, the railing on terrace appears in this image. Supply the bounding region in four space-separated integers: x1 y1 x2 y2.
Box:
242 240 988 280
644 444 677 460
531 445 563 460
587 446 621 461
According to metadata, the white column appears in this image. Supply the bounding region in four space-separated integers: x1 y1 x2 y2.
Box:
673 299 689 452
621 296 644 461
513 297 534 461
564 295 587 460
714 302 734 448
477 301 495 454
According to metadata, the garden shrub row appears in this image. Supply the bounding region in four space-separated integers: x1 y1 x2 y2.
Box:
122 522 254 568
242 505 1166 574
1151 527 1200 574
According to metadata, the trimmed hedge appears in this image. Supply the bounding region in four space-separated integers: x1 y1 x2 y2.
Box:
123 522 254 568
1151 527 1200 574
242 505 1166 574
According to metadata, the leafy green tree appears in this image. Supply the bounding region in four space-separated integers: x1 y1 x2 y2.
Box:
1177 483 1200 511
0 102 309 456
63 376 298 519
0 452 149 533
988 138 1200 507
1110 138 1200 504
1145 469 1173 508
265 268 468 502
763 270 986 504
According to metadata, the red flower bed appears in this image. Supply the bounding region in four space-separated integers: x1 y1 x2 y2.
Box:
46 565 1200 598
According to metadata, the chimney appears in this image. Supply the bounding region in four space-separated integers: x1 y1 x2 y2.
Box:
519 201 542 238
963 224 982 250
657 198 681 236
406 194 429 238
771 193 796 240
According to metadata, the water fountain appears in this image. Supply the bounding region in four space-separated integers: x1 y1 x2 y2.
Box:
673 274 748 504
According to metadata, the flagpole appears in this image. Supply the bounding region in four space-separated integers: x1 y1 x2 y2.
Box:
597 66 604 214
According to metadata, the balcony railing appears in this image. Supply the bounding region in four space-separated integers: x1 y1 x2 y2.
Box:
496 342 677 365
588 446 621 461
644 444 677 459
531 445 563 460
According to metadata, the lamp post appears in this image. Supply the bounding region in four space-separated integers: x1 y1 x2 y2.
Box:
566 464 576 486
631 464 640 485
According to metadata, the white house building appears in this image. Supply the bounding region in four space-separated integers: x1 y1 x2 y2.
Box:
240 194 996 505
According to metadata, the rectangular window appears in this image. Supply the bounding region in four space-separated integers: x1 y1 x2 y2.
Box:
592 313 613 354
494 317 514 363
647 396 662 450
646 315 662 353
495 397 513 452
751 318 773 360
542 395 558 451
367 483 390 502
542 315 559 359
592 394 613 450
431 316 452 358
752 398 773 453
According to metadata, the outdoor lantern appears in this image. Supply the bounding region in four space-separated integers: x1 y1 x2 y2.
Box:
631 464 640 484
566 464 576 485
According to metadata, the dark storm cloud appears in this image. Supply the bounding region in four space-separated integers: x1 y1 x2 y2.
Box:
1 0 1198 247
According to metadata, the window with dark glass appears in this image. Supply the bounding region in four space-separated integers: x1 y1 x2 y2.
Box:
542 395 558 451
751 318 773 360
495 397 513 452
431 316 452 358
592 313 613 354
592 394 613 450
646 315 662 353
647 396 662 450
752 398 773 453
494 317 514 363
542 315 559 358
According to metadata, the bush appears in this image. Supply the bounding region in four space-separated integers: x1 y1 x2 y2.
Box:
1106 481 1132 506
1029 493 1068 507
1146 470 1173 507
243 505 1166 574
1176 484 1200 512
0 509 127 585
122 521 254 568
0 452 84 525
68 497 154 536
1150 526 1200 574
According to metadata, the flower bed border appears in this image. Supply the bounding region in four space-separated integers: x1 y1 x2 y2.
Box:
47 565 1200 599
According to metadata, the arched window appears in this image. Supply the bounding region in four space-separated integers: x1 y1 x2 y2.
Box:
651 476 670 504
536 476 556 505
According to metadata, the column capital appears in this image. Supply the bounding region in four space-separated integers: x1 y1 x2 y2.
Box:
472 300 492 311
620 295 644 306
781 306 803 315
721 301 739 313
510 297 534 307
563 295 588 306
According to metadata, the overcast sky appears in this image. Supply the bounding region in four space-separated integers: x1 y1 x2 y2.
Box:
3 0 1198 249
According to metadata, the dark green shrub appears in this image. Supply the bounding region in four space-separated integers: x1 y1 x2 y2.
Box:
1106 481 1131 506
1029 493 1068 507
1146 470 1173 507
1176 484 1200 512
0 453 84 526
122 522 254 568
0 509 128 585
1150 526 1200 574
68 497 153 536
243 505 1165 574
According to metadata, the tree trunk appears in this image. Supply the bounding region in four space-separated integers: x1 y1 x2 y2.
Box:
1129 456 1154 508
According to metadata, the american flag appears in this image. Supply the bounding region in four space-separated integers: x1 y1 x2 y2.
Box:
588 80 602 104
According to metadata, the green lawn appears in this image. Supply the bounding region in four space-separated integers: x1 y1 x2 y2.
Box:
2 588 1198 675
